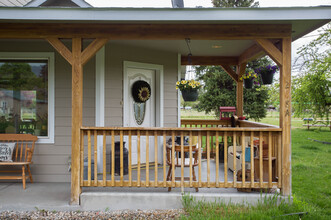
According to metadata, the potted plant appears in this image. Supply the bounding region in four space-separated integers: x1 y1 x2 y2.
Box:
176 79 202 101
255 65 278 85
239 70 258 89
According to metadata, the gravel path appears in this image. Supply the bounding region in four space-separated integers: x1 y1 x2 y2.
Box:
0 209 185 219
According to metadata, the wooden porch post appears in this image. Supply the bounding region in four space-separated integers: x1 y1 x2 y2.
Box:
280 37 292 196
71 38 83 204
236 63 246 117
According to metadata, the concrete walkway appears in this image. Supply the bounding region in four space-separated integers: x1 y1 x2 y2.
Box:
0 182 283 211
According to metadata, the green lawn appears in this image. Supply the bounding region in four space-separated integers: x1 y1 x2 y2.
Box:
180 111 331 219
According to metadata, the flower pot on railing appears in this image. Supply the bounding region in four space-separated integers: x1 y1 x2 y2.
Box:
244 78 253 89
260 72 274 85
181 89 198 102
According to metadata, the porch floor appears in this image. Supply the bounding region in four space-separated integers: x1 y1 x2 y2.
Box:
0 160 283 211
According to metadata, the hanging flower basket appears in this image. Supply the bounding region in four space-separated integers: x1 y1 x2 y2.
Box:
255 65 279 85
181 89 198 101
244 78 253 89
131 80 151 103
260 72 274 85
176 79 201 102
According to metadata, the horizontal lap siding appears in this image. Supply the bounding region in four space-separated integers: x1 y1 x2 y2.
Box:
0 40 95 182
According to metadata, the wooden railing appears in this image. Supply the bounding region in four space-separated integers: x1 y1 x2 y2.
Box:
80 126 282 190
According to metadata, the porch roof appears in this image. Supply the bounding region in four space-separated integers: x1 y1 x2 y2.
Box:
0 6 330 41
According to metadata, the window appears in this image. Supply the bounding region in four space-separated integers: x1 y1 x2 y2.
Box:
0 53 54 143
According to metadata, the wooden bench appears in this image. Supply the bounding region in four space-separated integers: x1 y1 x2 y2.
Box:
303 119 331 130
0 134 38 189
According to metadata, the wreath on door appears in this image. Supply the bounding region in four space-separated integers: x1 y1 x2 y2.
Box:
131 80 151 103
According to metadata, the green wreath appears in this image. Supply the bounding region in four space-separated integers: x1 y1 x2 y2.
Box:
131 80 151 103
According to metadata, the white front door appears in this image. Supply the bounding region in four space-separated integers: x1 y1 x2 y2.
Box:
125 68 155 164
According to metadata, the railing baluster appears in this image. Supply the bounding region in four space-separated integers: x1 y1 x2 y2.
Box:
268 131 272 188
146 131 149 187
163 131 166 187
171 131 175 188
233 132 237 188
241 131 245 187
154 131 158 187
198 131 202 187
207 131 210 187
94 130 98 186
215 131 219 187
278 132 282 188
87 130 91 186
80 130 84 186
120 130 124 186
180 131 184 191
128 130 132 186
189 131 193 188
259 131 263 188
111 130 115 186
103 131 106 186
250 131 254 188
224 132 228 186
137 130 141 187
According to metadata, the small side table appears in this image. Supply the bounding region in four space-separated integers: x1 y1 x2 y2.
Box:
254 157 276 182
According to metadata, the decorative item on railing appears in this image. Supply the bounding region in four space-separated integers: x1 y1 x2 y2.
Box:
255 65 279 85
131 80 151 103
240 70 258 89
176 79 202 101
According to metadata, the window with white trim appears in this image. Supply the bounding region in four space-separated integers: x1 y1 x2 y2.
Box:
0 53 54 143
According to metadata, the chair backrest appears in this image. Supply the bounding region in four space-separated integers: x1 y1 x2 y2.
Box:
0 134 38 162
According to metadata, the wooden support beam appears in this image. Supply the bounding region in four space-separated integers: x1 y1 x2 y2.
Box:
236 63 246 117
47 38 73 65
81 38 109 66
181 56 238 66
255 39 283 66
71 38 83 205
0 23 292 40
279 37 292 196
220 64 238 82
238 44 265 65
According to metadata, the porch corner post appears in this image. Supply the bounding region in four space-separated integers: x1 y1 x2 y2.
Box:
71 38 83 205
280 37 292 196
236 63 246 117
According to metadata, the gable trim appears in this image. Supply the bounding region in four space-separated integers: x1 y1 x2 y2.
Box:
25 0 91 8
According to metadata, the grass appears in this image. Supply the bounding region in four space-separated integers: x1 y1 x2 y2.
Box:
180 110 331 219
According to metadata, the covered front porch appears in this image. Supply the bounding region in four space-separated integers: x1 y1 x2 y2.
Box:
4 6 329 205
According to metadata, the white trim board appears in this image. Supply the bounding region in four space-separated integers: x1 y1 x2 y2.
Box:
0 52 55 144
123 61 164 128
95 46 105 173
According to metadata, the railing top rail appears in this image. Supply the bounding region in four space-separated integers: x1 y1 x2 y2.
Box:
239 120 280 128
81 126 282 132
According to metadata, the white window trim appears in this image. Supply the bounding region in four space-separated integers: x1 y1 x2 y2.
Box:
0 52 55 144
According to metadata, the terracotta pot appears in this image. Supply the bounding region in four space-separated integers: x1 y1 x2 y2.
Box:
181 89 198 101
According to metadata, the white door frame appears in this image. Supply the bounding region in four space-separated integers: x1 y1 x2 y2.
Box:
123 61 164 128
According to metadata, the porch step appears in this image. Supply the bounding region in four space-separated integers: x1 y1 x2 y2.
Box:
80 191 286 211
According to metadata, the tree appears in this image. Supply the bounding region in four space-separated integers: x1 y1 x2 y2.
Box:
292 26 331 120
195 59 270 121
212 0 259 8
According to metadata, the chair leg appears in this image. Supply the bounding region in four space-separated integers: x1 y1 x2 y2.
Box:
167 166 172 192
192 168 199 192
27 165 33 183
22 165 26 190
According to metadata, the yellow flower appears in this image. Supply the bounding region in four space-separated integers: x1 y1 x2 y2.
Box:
176 86 179 90
176 81 180 85
192 85 196 88
196 82 200 86
181 80 187 84
239 77 243 81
